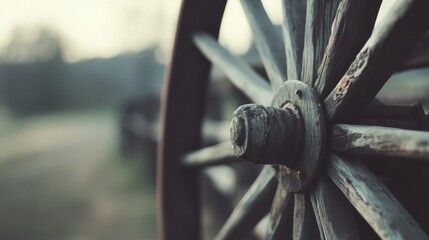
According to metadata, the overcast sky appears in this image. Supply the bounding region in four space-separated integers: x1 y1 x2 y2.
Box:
0 0 392 63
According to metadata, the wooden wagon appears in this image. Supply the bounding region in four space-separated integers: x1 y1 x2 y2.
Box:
157 0 429 239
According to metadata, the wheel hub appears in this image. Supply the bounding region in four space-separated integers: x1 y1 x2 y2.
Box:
230 103 304 165
230 80 326 192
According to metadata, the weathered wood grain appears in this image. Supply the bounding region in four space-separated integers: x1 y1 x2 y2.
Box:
230 104 303 166
324 0 429 122
273 80 326 192
182 142 236 168
332 124 429 160
328 154 428 240
310 177 359 240
193 33 273 105
293 193 320 240
281 0 306 80
214 166 277 240
240 0 287 90
266 185 293 240
301 0 340 85
314 0 381 98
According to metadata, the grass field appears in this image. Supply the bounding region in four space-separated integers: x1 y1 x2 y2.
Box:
0 110 157 240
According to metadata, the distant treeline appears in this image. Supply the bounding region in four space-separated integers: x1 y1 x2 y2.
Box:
0 27 164 116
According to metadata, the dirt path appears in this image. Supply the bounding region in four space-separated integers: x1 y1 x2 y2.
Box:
0 112 157 240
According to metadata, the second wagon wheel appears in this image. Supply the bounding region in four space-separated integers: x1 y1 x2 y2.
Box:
158 0 429 239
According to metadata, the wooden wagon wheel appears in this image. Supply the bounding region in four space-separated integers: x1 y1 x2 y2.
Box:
158 0 429 239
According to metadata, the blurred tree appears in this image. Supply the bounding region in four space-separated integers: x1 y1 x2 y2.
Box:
0 27 65 116
0 27 63 64
0 26 164 117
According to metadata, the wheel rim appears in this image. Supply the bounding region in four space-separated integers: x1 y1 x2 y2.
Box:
159 0 429 239
157 0 227 239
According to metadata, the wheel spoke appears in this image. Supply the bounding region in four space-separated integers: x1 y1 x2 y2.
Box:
281 0 306 80
266 185 293 240
327 153 428 240
360 101 427 130
204 165 237 197
193 33 273 105
314 0 381 98
364 101 426 121
301 0 340 85
203 120 230 142
215 166 277 240
310 177 359 240
332 124 429 160
182 142 236 168
254 215 270 239
240 0 287 89
293 193 319 240
324 0 429 122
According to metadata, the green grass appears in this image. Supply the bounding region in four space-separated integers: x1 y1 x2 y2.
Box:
0 109 158 240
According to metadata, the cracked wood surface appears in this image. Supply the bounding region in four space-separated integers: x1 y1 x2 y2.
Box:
281 0 306 80
301 0 340 85
314 0 380 98
328 154 428 240
266 185 293 240
332 124 429 160
310 177 359 240
293 193 320 240
324 0 429 122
